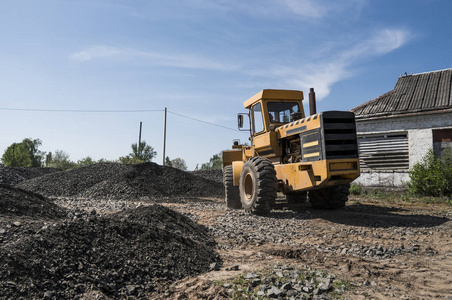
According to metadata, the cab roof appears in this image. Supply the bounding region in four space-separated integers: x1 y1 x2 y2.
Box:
243 89 304 109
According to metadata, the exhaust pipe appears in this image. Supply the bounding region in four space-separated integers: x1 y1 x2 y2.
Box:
309 87 317 116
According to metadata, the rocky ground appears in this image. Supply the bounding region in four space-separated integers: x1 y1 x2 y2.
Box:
0 164 451 299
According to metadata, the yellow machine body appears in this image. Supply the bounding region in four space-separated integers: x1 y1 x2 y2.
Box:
223 89 360 194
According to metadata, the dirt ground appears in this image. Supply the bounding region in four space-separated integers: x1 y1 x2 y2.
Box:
1 164 451 299
152 195 452 299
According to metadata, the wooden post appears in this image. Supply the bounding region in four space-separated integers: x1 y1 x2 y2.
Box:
138 121 142 156
162 107 167 166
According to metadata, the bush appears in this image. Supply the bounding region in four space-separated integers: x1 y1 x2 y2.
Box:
349 183 363 195
407 148 452 197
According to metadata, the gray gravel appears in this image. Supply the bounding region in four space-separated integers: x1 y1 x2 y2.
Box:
0 164 60 185
221 264 348 300
17 163 224 200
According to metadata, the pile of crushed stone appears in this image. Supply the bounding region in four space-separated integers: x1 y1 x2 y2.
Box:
191 169 223 184
0 184 67 218
17 162 224 200
0 205 220 299
0 165 60 185
16 163 131 197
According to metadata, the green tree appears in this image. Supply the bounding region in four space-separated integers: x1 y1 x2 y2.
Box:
165 156 173 167
46 150 76 170
118 156 144 165
171 157 187 171
96 158 114 164
119 141 156 164
77 156 96 166
131 141 157 162
2 138 44 167
200 152 222 170
22 138 45 167
2 143 32 167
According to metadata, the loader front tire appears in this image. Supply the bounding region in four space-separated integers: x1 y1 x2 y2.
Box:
308 184 350 209
223 165 241 209
239 157 277 215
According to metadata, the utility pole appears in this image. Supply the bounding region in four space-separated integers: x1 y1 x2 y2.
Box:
162 107 167 166
138 121 142 156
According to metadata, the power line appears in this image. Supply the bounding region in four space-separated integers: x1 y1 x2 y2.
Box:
0 107 163 113
0 106 240 132
168 110 239 132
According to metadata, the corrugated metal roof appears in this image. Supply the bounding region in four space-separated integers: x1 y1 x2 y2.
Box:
351 68 452 118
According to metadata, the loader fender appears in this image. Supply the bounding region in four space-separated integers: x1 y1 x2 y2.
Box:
232 161 244 186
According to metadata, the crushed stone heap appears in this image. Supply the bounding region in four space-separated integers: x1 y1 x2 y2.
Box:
0 204 221 299
0 165 60 186
0 184 67 218
191 169 223 184
17 162 224 200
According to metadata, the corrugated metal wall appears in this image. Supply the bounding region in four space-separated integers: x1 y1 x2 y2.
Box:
358 134 409 171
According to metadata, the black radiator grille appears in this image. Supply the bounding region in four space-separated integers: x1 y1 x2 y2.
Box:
320 111 359 159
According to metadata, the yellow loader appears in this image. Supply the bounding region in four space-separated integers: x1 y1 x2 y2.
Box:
223 89 360 215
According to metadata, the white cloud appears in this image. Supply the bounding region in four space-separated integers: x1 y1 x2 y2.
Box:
69 45 238 71
153 0 365 20
69 27 411 101
282 0 367 18
282 0 325 18
69 45 125 61
341 29 411 61
267 28 411 100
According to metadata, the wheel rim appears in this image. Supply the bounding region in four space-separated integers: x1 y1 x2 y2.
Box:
243 172 254 202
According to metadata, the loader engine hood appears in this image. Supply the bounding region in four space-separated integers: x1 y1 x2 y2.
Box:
276 111 359 162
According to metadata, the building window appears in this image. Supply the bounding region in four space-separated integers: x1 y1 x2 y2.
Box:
358 133 409 171
433 128 452 156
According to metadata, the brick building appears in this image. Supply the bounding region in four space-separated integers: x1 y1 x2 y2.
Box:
350 68 452 187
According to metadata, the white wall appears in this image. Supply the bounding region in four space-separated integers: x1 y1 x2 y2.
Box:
354 111 452 187
353 171 409 188
408 129 432 168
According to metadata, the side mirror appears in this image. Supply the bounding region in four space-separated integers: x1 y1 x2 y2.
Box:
238 114 244 128
237 113 250 132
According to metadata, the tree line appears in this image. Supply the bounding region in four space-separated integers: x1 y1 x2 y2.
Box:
1 137 222 171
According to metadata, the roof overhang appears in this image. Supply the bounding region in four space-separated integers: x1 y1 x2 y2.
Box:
243 89 303 108
355 106 452 122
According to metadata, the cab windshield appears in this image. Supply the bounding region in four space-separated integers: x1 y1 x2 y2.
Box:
267 101 300 123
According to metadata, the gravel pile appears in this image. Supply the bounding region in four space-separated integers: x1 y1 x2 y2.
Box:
0 184 67 218
0 205 220 299
221 264 347 299
191 169 223 184
16 163 132 197
0 165 60 185
17 163 224 200
82 163 224 200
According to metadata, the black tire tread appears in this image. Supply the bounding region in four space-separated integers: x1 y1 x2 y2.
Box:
240 157 277 215
223 165 241 209
309 184 350 209
286 192 307 211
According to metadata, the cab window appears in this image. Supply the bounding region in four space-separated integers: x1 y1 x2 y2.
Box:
267 101 300 123
252 102 264 134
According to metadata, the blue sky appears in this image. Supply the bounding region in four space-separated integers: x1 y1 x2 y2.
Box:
1 0 451 170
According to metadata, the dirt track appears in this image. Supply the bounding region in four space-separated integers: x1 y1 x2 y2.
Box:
154 196 452 299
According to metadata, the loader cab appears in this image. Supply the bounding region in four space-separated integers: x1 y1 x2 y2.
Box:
240 89 305 138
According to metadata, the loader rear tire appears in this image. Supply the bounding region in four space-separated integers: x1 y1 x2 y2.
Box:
286 192 307 211
223 165 241 209
308 184 350 209
239 157 277 215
